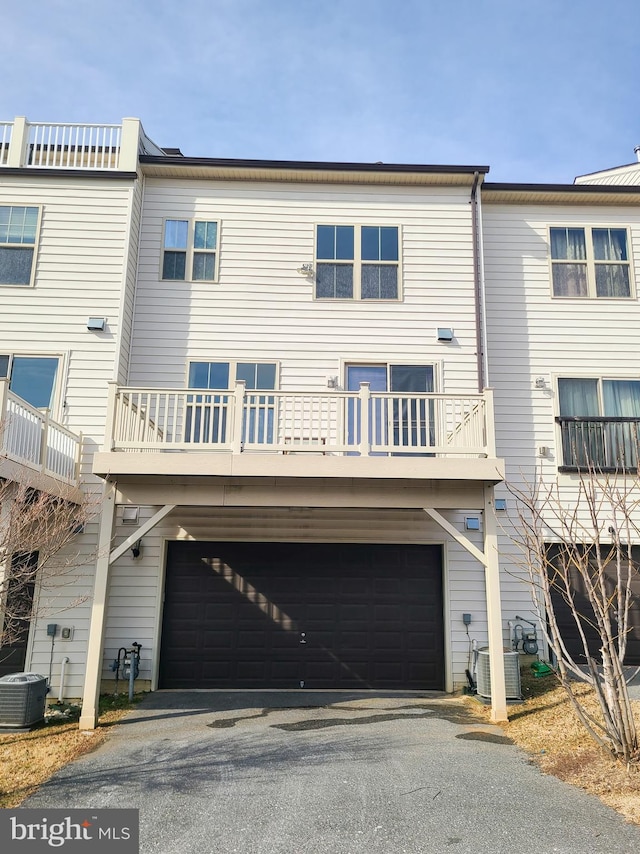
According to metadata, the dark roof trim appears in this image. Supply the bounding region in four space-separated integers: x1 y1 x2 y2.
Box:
483 181 640 195
0 168 138 180
139 155 489 175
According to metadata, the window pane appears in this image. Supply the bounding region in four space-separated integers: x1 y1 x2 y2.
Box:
188 362 229 389
317 225 353 260
194 221 217 250
550 227 586 260
361 227 380 260
0 247 34 285
593 228 627 261
1 207 38 245
558 378 599 416
595 264 630 298
316 226 335 259
193 252 216 281
316 263 353 298
10 357 58 408
361 264 398 299
236 363 257 388
0 355 9 377
603 380 640 417
390 365 434 392
380 227 398 261
256 363 277 389
335 226 354 259
164 220 188 249
162 251 186 280
552 262 588 297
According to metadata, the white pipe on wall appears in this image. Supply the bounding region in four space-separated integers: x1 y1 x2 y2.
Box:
58 657 70 703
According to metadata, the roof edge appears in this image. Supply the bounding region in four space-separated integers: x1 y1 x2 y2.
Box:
483 181 640 194
139 155 489 175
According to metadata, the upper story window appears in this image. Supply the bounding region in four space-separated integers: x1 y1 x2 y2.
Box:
550 226 632 298
162 219 219 282
315 225 400 300
0 206 40 286
0 354 59 409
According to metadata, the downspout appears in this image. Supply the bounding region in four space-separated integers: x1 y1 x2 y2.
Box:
470 172 488 392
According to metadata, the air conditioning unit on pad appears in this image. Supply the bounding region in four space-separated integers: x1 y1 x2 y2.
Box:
475 648 521 701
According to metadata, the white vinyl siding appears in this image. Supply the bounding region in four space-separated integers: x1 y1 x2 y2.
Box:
131 179 480 396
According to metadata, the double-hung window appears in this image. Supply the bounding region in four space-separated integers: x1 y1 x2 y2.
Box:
315 225 400 300
0 206 40 286
162 219 219 282
557 377 640 470
550 226 632 298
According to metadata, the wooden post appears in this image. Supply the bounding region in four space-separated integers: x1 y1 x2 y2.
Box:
231 381 246 453
7 117 29 168
484 483 508 722
79 481 116 730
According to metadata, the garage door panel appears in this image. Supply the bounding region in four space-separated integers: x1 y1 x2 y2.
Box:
159 542 444 690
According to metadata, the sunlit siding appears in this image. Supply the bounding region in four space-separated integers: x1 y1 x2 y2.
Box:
0 175 136 445
130 178 481 394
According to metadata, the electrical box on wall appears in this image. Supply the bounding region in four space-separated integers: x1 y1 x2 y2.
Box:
60 627 74 641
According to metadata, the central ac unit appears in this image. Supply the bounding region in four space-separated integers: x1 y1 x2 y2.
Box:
475 648 522 701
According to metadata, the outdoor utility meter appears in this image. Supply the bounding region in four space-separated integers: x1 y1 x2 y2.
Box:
46 624 58 637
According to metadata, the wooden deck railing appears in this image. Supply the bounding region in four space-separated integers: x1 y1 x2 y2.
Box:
104 382 495 458
0 381 81 486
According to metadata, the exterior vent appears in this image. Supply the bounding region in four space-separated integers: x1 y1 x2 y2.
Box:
0 672 48 728
475 648 522 701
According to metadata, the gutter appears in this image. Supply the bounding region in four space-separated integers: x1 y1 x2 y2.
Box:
470 172 487 392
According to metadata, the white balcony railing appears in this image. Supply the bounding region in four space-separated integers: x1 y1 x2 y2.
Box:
105 383 496 458
0 381 81 486
0 117 143 171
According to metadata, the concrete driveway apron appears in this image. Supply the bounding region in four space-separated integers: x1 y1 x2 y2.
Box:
23 691 640 854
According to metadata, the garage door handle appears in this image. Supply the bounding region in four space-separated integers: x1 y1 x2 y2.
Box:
299 633 307 644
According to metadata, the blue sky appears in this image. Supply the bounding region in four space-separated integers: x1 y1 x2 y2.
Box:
2 0 638 181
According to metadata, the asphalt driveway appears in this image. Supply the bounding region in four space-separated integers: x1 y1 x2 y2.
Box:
23 691 640 854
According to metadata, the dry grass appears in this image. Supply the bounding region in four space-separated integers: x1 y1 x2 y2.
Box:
468 667 640 824
0 696 137 808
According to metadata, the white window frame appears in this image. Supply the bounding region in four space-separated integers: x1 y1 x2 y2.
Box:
186 360 280 390
0 205 42 288
314 224 403 301
341 360 440 396
161 217 220 283
0 352 64 415
549 224 634 299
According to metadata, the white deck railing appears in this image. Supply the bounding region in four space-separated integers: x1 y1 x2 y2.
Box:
0 117 143 171
0 381 81 486
27 123 122 169
105 383 495 458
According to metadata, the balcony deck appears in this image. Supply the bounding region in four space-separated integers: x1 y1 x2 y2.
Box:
93 383 504 487
0 381 82 496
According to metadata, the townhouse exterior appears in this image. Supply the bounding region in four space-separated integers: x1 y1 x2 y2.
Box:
0 116 638 729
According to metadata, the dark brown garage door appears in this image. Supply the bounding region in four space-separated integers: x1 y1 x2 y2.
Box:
159 541 444 690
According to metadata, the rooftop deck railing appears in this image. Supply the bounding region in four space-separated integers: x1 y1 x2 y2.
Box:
105 382 496 458
0 117 145 171
0 381 81 486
